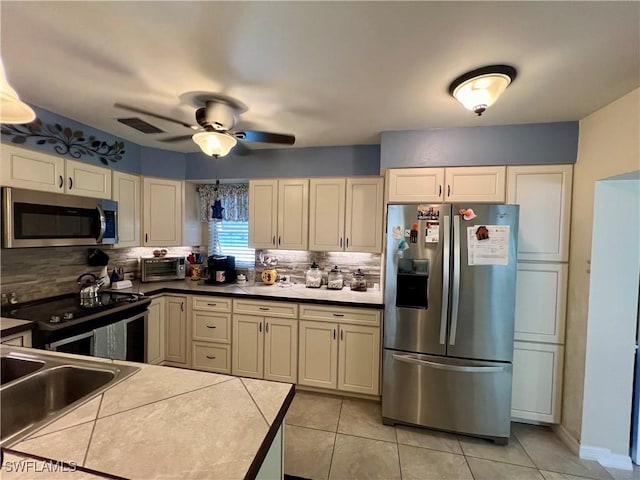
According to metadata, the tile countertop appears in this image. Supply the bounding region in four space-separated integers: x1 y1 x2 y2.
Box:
118 279 385 308
4 348 295 480
0 318 35 337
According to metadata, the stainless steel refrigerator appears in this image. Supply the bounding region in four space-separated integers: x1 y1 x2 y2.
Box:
382 203 519 444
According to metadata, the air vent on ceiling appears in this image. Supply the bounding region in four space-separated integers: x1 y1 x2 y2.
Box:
117 117 164 134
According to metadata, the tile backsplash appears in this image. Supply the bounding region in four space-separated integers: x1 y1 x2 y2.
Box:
255 249 381 287
0 246 192 303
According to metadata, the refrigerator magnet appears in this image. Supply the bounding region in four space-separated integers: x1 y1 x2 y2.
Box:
410 223 418 243
392 226 403 240
418 205 439 220
425 222 439 243
459 208 477 221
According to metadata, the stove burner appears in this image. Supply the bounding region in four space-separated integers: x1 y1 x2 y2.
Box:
50 315 61 324
63 312 74 321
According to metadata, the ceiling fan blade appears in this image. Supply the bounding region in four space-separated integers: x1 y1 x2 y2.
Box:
158 134 194 143
114 103 197 130
233 130 295 145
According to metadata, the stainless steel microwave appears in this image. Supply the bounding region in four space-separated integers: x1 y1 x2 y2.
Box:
2 187 118 248
141 256 186 282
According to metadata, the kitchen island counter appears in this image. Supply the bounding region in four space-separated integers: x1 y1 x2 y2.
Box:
116 279 384 308
0 317 35 338
3 349 294 479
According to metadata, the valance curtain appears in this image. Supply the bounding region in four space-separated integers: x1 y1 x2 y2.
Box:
196 183 249 223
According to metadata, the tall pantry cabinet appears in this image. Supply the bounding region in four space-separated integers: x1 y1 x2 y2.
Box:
507 164 573 423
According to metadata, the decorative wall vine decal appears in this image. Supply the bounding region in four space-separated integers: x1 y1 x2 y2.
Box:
1 118 125 165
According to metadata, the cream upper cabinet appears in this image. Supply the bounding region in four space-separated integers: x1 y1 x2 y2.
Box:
164 295 188 365
444 166 506 202
345 177 384 253
515 262 568 344
249 178 308 250
337 324 380 396
249 179 278 248
1 145 111 198
277 179 309 250
298 320 338 389
507 164 573 262
146 296 165 365
264 318 298 383
387 168 445 203
112 171 140 248
1 144 65 192
309 178 346 251
142 177 183 247
65 159 112 199
512 342 564 423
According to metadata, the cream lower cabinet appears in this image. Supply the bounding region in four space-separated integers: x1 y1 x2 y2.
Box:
146 297 164 365
298 305 381 396
232 314 298 382
164 295 189 366
512 342 564 423
1 330 32 347
191 296 232 374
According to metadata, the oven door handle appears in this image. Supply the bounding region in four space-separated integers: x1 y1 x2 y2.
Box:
47 330 94 350
95 204 107 243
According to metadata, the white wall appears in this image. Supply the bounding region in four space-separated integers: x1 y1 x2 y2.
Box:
580 174 639 467
563 88 640 443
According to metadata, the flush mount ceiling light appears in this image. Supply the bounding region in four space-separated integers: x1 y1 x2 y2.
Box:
0 59 35 124
192 131 237 157
449 65 517 116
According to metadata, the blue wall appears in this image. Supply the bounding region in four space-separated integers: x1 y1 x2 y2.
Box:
2 107 580 182
381 122 579 169
186 144 381 180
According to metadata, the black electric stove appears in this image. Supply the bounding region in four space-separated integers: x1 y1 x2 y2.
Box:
2 292 151 350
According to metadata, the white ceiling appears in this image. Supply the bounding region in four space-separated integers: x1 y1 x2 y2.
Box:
1 2 638 152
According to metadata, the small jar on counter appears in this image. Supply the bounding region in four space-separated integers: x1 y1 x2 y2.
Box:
350 269 368 292
305 262 322 288
327 266 344 290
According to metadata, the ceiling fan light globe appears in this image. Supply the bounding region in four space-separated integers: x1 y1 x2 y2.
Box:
192 131 237 157
0 59 35 124
452 73 512 114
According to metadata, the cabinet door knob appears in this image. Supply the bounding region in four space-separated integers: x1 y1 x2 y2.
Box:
340 238 343 247
206 325 217 329
206 355 216 360
145 233 148 243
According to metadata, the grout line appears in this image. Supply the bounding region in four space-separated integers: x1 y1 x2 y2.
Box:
94 377 236 421
25 419 96 441
396 428 403 480
511 431 539 470
239 378 270 427
82 393 104 467
327 397 343 480
463 453 477 480
285 420 339 434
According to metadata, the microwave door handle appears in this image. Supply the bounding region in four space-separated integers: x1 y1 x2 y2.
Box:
95 205 106 243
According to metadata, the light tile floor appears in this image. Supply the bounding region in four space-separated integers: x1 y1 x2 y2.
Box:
284 391 640 480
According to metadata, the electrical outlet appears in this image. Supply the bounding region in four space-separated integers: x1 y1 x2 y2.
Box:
124 272 135 281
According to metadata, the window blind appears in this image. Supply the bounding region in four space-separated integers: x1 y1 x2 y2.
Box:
208 220 255 267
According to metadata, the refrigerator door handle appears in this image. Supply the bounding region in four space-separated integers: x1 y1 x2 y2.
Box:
449 214 461 345
392 353 505 373
440 215 450 344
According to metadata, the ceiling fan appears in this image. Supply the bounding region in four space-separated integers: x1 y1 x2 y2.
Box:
114 95 295 157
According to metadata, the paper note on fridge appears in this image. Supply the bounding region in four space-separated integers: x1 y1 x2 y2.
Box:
466 225 510 266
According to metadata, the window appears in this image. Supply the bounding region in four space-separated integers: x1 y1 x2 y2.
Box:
208 220 255 267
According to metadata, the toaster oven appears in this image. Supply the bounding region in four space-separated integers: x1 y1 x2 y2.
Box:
141 256 186 282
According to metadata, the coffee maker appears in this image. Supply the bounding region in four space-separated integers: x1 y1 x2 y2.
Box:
205 255 236 284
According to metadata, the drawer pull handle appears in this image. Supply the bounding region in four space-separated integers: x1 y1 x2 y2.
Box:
333 313 345 317
206 325 217 329
207 303 217 307
206 355 217 360
259 307 270 311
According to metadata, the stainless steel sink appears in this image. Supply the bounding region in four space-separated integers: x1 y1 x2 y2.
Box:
0 356 45 385
0 346 139 446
